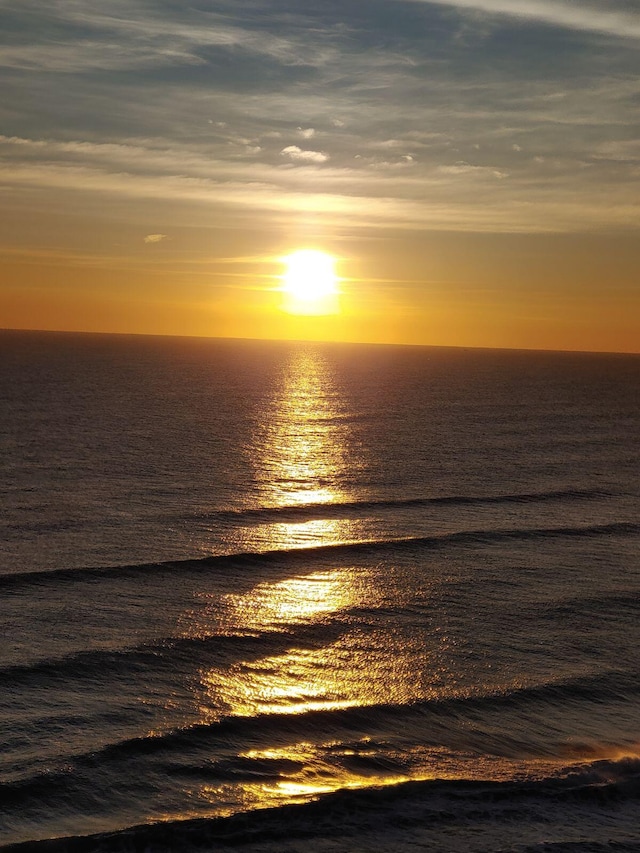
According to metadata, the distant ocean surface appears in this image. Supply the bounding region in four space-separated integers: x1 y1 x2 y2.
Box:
1 329 639 853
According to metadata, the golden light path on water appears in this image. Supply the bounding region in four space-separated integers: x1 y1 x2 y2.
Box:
251 346 352 509
223 345 369 550
183 348 453 814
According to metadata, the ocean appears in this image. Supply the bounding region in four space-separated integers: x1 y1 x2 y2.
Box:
1 329 639 852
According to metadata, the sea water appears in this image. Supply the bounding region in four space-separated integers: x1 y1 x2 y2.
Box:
1 330 639 851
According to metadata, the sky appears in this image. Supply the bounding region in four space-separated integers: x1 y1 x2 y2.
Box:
1 0 639 352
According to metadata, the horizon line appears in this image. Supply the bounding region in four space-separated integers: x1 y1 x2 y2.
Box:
1 326 638 357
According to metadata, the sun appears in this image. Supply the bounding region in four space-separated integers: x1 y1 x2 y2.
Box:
283 250 337 301
280 250 339 315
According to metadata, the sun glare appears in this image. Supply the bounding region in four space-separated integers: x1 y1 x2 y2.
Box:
281 250 339 315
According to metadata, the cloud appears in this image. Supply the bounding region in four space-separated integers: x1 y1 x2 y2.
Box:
0 1 342 73
438 161 508 178
406 0 640 40
3 130 638 235
0 0 638 239
144 233 167 243
0 41 204 73
280 146 329 164
593 140 640 163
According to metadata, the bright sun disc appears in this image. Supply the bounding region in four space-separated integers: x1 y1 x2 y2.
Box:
282 250 338 304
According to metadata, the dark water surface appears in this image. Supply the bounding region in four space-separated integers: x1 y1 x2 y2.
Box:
1 330 639 852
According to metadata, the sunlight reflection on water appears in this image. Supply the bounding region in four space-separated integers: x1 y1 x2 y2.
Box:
219 569 360 630
219 345 369 551
249 347 355 512
187 347 432 812
195 565 373 717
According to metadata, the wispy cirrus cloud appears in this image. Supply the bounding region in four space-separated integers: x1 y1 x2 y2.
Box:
0 1 342 72
408 0 640 39
2 130 639 235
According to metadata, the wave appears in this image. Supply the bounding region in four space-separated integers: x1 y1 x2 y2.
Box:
4 579 640 694
4 667 639 797
1 520 637 591
0 487 612 535
185 487 612 524
74 667 640 762
3 756 640 853
542 590 640 622
0 617 348 690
